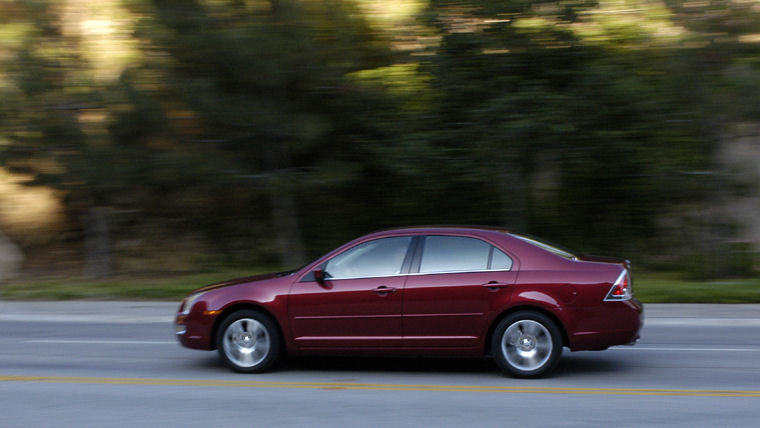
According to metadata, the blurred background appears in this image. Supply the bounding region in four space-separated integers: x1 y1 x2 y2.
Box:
1 0 759 284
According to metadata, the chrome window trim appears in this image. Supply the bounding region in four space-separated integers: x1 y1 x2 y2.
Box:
318 234 515 281
323 267 514 282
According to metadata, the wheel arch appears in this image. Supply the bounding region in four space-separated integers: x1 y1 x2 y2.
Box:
210 303 286 352
484 305 569 356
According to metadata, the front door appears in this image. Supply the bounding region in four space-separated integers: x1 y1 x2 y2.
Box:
289 236 413 349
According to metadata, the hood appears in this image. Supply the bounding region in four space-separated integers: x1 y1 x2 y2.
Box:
193 270 296 294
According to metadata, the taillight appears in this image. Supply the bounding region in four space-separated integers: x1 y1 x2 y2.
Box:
604 270 632 301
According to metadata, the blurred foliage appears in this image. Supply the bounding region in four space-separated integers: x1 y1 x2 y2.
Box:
2 0 760 279
0 269 265 300
4 269 760 302
632 271 760 303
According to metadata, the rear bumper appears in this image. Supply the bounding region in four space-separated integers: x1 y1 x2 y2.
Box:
568 298 643 351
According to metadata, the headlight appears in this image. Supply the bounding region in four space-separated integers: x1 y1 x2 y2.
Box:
180 292 204 315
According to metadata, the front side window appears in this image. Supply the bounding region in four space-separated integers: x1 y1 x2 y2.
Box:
419 236 512 273
325 237 412 279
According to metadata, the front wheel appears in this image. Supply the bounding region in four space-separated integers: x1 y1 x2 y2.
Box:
492 311 562 378
216 310 281 373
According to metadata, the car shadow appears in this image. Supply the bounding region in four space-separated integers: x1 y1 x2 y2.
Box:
552 352 629 378
281 351 634 378
182 351 635 378
281 355 497 374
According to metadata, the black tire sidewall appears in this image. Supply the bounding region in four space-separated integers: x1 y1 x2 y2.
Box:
492 311 562 378
215 309 281 373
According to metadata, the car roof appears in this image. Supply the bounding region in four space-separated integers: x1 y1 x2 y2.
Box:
372 225 513 236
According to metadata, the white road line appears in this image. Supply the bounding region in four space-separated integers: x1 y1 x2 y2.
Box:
613 346 759 352
25 339 176 345
0 315 172 323
645 319 760 327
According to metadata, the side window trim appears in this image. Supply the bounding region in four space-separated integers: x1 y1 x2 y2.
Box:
409 236 425 274
401 236 424 275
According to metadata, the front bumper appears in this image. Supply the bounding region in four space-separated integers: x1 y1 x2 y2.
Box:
175 311 217 350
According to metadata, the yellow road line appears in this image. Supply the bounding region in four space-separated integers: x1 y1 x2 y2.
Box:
1 375 759 397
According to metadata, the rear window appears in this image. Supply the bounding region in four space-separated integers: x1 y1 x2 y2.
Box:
509 233 577 260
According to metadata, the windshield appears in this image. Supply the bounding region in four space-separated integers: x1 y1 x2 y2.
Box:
509 233 577 260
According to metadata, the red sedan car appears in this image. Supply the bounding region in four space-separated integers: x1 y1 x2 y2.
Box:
175 226 642 378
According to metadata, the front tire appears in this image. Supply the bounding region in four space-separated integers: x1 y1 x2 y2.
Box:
216 310 281 373
492 311 562 378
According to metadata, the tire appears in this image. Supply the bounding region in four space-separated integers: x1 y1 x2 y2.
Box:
215 309 281 373
491 311 562 378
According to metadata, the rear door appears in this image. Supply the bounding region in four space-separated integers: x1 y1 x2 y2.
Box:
402 235 516 348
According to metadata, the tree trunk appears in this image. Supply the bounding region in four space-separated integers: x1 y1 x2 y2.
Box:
263 138 306 268
262 1 306 267
267 173 307 267
83 206 111 278
498 164 527 232
0 230 23 281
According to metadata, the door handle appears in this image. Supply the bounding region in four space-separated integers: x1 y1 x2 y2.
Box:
482 281 512 292
372 286 397 295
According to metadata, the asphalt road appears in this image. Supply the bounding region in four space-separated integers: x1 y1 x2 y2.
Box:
1 302 760 427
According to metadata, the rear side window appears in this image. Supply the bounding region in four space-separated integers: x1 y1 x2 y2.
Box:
490 247 513 270
419 236 513 274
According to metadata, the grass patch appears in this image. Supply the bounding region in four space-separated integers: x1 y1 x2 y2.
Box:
633 272 760 303
0 269 266 301
2 270 759 303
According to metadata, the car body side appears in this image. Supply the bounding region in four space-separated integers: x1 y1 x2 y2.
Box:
176 227 642 357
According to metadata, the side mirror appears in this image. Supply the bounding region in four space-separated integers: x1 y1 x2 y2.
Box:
313 268 326 285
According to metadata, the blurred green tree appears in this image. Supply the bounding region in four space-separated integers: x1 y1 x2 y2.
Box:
0 0 116 277
118 0 396 264
2 0 760 278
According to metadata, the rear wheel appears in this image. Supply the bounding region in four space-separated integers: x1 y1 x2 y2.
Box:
216 310 281 373
492 311 562 378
